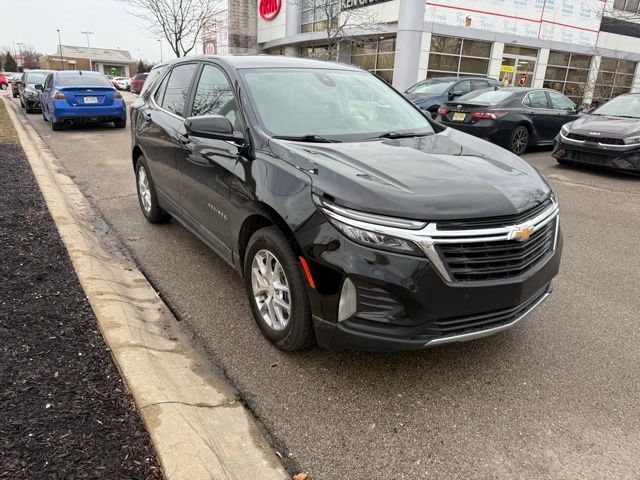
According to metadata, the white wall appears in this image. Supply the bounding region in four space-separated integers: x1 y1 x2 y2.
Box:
257 1 287 44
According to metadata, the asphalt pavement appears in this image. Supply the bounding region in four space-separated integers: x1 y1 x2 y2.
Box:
5 88 639 479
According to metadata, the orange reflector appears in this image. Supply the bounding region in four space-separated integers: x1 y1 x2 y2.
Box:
299 257 316 289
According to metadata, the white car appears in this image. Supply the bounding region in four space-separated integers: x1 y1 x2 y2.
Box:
113 77 131 91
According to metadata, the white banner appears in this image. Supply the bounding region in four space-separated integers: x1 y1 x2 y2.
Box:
425 0 604 47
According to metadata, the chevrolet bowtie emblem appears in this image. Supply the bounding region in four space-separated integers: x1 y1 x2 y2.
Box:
512 226 535 242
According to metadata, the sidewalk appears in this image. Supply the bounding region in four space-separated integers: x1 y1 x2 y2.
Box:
0 102 163 479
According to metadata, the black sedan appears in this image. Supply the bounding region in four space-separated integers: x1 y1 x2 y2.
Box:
437 88 583 154
553 93 640 174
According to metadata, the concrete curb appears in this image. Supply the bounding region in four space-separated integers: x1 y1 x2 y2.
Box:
3 98 290 480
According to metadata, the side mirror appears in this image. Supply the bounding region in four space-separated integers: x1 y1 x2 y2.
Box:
575 105 584 113
449 90 464 99
34 84 44 91
184 115 243 142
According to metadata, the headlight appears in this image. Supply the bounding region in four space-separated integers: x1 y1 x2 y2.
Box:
560 124 570 136
24 89 38 99
623 135 640 145
313 195 425 255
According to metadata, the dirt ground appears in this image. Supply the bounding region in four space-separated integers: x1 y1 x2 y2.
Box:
0 111 163 479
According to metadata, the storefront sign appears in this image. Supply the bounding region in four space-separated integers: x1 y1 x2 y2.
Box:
342 0 394 10
259 0 281 21
500 65 516 73
519 74 527 86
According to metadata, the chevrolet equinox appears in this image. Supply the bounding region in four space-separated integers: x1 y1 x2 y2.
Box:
130 56 562 351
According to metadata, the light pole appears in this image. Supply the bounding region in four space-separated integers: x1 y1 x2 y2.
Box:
57 29 64 70
157 39 163 62
16 42 23 69
81 31 94 47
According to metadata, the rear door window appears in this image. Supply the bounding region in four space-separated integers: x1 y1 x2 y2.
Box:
471 79 489 91
455 80 471 95
525 91 550 109
160 64 198 117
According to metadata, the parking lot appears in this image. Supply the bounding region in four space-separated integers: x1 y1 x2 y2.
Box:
3 88 640 479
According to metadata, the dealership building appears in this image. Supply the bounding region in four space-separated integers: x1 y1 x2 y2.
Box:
201 0 640 107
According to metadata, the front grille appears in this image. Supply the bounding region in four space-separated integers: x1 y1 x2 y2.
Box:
437 219 557 282
437 200 552 230
567 133 624 145
564 149 615 166
433 286 548 336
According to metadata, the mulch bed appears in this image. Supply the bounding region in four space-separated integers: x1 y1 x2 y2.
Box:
0 143 163 479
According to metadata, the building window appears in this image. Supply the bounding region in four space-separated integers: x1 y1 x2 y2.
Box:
350 37 396 84
427 35 491 78
613 0 640 13
594 57 637 104
301 0 339 33
300 45 331 60
543 51 592 105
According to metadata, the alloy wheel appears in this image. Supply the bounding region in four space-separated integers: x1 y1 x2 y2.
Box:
137 166 152 214
512 128 529 154
251 249 291 331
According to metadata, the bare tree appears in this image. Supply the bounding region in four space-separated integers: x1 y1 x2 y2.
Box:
294 0 382 60
120 0 224 58
20 44 42 70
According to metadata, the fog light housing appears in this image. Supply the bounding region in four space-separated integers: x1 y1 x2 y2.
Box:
338 278 357 322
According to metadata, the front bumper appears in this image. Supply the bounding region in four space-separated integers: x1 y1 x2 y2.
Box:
298 213 563 351
23 95 41 109
553 135 640 173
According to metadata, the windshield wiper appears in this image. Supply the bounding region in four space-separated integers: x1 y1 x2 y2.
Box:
367 131 433 140
272 134 339 143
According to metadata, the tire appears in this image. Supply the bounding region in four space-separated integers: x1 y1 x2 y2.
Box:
12 93 18 98
20 98 25 109
510 125 530 155
114 117 127 128
26 108 33 114
243 226 315 351
135 157 171 223
0 83 7 90
51 118 64 131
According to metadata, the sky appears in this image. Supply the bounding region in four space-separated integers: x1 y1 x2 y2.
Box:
0 0 192 64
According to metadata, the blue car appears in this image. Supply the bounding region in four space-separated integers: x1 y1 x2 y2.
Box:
41 70 126 131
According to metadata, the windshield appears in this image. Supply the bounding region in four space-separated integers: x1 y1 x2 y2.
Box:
406 79 455 95
457 89 514 104
592 95 640 118
24 71 49 85
241 68 434 140
58 74 113 87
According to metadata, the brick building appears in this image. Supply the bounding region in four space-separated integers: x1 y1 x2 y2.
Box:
41 45 137 77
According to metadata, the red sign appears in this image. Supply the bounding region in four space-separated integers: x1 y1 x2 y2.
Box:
519 74 527 86
259 0 281 21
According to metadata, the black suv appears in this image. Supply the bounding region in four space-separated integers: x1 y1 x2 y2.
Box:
130 56 562 351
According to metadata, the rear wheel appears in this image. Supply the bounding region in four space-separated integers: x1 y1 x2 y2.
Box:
0 83 7 90
135 157 171 223
510 125 530 155
114 117 127 128
243 226 315 351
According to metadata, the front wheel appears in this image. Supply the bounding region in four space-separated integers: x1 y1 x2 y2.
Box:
244 227 315 351
135 157 171 223
510 126 530 155
0 84 7 90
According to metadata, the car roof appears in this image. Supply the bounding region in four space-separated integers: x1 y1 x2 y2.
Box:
55 70 103 75
161 54 360 72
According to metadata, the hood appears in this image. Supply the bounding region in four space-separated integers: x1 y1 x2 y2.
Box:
270 129 551 221
568 114 640 138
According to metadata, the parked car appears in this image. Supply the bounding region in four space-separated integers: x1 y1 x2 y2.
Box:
0 73 8 90
405 76 501 118
553 93 640 174
113 76 131 91
19 70 54 113
41 70 126 131
131 73 148 94
11 73 23 98
130 56 562 351
437 87 583 154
